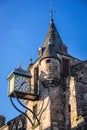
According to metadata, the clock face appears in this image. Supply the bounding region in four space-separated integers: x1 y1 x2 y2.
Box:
15 76 30 93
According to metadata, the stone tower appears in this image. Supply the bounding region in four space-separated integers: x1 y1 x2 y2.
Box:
25 18 87 130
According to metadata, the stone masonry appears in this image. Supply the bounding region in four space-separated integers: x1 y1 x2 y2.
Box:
25 19 87 130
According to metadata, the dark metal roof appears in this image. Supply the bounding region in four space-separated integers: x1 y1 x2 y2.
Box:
7 66 32 79
13 67 32 77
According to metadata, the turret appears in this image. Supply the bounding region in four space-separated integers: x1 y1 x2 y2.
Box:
39 39 61 87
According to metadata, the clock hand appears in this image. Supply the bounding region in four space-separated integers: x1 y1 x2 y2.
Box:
19 81 26 89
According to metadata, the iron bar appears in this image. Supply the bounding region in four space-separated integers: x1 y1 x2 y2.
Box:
10 96 34 126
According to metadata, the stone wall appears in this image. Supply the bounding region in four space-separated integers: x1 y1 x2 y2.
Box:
69 77 78 129
72 61 87 116
0 125 9 130
26 52 87 130
70 61 87 129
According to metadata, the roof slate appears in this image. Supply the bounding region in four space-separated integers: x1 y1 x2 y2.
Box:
43 19 63 53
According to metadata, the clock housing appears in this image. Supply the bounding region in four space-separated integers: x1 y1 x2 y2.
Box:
7 66 39 100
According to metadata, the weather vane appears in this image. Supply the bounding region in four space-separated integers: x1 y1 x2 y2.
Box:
49 2 55 19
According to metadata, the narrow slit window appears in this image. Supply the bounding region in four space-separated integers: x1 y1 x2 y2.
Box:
46 59 51 64
63 59 69 77
34 66 39 84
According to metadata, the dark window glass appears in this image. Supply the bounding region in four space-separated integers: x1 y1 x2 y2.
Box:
63 59 69 77
46 59 51 64
34 66 39 84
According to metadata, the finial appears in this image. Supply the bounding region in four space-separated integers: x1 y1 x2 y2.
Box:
49 2 55 20
18 63 21 68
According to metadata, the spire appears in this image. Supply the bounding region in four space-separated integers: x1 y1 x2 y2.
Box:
43 19 64 53
42 2 64 53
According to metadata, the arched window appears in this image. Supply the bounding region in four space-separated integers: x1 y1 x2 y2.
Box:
63 59 69 77
34 66 39 84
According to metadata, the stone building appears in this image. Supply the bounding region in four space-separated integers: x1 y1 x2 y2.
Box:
25 18 87 130
0 114 26 130
1 18 87 130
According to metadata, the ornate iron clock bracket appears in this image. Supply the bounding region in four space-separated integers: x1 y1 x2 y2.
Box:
10 91 40 127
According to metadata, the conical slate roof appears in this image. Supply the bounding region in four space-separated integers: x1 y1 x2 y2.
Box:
43 19 63 53
40 39 60 62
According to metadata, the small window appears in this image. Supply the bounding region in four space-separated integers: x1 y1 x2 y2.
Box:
34 66 39 84
46 59 51 64
63 59 69 77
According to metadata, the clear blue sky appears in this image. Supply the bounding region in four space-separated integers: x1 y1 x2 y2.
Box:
0 0 87 122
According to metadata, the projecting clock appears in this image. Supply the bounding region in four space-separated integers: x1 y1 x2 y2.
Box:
7 65 32 100
15 76 30 92
7 65 39 100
